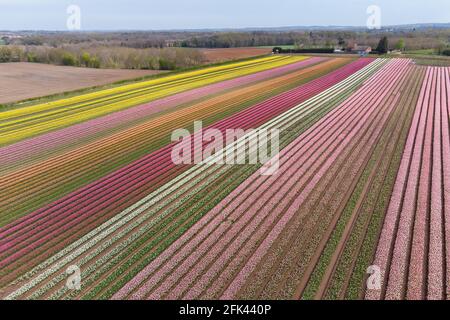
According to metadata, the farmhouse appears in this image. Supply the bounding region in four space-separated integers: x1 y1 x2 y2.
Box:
349 43 372 56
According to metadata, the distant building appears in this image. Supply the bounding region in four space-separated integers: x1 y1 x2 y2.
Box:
0 34 22 45
165 40 177 47
349 44 372 56
0 36 8 45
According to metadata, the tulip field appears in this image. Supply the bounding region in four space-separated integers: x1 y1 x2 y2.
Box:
366 67 450 300
0 54 448 300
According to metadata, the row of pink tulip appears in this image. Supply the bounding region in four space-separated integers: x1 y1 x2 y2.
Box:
367 66 450 300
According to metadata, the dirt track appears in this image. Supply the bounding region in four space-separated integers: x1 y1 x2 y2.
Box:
0 63 163 104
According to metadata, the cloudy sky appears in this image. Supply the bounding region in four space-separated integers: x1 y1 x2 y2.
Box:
0 0 449 30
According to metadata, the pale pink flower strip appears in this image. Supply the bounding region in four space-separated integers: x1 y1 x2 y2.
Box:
427 67 444 300
405 67 435 300
442 68 450 300
366 67 431 300
385 67 435 300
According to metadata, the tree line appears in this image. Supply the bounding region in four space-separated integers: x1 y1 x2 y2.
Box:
0 45 205 70
178 30 450 52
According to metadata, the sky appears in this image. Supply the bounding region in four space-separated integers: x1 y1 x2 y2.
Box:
0 0 449 31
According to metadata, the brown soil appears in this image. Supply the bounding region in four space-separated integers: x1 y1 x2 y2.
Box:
0 62 164 104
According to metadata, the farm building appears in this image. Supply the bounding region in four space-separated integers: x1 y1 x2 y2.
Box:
349 44 372 56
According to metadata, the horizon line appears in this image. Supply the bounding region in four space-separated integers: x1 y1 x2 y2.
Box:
2 21 450 33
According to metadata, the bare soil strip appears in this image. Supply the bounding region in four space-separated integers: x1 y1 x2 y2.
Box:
0 62 162 105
